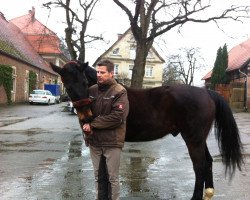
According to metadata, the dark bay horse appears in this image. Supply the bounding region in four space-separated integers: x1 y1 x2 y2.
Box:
50 61 243 200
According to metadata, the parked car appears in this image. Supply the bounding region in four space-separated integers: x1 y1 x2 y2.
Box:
29 89 56 105
67 101 77 114
61 93 70 102
44 84 61 104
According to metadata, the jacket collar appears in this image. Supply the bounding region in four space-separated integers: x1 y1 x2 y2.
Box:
98 78 117 91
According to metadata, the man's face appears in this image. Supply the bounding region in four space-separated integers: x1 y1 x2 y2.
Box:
96 66 113 84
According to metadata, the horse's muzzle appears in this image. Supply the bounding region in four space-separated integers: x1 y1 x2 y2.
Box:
73 98 92 108
72 98 94 124
77 108 94 124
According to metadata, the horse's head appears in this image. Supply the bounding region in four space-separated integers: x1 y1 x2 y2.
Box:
50 61 97 123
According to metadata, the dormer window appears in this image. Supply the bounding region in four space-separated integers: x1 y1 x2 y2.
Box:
112 48 119 55
147 50 153 59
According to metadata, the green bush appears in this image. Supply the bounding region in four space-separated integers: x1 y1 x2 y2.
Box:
0 64 13 103
29 70 37 93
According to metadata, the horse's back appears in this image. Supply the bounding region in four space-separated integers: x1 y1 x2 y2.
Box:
125 84 215 141
126 84 214 121
165 84 215 123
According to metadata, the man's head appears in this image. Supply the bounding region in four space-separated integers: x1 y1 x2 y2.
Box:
96 59 114 84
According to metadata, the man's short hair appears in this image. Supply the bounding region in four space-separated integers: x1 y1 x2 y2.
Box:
97 59 114 72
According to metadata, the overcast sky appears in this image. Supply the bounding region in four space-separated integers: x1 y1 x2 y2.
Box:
1 0 250 86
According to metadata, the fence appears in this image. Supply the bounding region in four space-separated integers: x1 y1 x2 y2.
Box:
215 82 245 111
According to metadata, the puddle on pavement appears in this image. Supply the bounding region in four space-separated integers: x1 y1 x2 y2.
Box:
68 140 83 159
1 140 37 148
212 154 222 162
39 158 57 168
0 128 49 136
124 149 141 153
25 128 50 136
0 117 28 127
18 176 33 182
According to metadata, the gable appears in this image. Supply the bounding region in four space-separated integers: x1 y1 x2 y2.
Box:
227 39 250 71
94 29 165 65
10 12 62 55
10 13 55 35
0 14 55 75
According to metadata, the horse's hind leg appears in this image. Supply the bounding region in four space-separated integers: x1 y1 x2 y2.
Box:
204 144 214 200
183 138 206 200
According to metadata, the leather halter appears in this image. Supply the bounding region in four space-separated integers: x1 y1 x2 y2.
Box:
72 98 92 108
72 98 94 124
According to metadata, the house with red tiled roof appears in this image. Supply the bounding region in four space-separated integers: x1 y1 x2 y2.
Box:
202 39 250 110
0 8 69 104
10 7 69 67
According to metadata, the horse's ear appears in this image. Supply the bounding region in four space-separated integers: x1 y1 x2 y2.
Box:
50 62 62 75
77 60 89 71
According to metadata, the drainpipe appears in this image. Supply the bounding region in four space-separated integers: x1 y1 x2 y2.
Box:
239 69 248 112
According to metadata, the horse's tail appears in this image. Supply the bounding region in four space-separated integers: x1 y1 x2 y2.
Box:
207 90 244 178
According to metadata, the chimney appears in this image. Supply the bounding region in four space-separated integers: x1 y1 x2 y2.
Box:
29 6 35 21
0 12 6 20
117 34 123 40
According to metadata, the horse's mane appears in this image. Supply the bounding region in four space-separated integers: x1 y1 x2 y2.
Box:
84 64 97 87
65 61 78 67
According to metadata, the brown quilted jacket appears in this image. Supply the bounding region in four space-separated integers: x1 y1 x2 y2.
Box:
86 79 129 148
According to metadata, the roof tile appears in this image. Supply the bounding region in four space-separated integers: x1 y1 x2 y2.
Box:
0 14 55 74
227 39 250 71
202 38 250 80
10 12 62 55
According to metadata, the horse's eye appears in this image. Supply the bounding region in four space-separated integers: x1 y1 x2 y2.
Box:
64 85 71 90
82 82 87 87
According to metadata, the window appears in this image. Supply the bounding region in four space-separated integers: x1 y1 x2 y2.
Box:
129 65 133 79
11 67 17 92
12 66 17 77
129 45 136 59
36 73 39 88
130 49 136 59
47 91 52 95
145 66 153 77
112 48 119 55
114 64 119 75
11 66 17 102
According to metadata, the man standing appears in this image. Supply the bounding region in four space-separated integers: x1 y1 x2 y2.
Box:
82 59 129 200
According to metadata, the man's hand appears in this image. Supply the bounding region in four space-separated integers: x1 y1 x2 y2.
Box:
83 123 93 135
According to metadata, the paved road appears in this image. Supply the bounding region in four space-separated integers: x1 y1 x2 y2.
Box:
0 103 250 199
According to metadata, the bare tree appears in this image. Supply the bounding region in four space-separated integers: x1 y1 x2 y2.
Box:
116 72 131 86
166 47 204 85
113 0 250 88
162 64 181 86
43 0 102 61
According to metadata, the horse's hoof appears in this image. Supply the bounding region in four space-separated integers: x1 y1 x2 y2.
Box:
203 188 214 200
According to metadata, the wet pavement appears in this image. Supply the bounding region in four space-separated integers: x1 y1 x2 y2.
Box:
0 103 250 200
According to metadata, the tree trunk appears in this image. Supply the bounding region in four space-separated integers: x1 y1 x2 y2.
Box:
131 43 148 88
78 37 86 62
131 39 153 88
65 27 77 60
